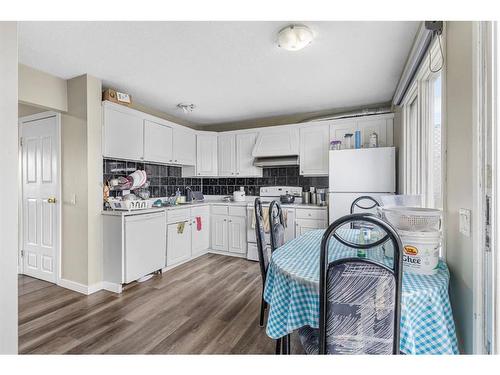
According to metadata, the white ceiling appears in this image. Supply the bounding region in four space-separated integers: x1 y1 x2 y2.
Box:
19 21 419 125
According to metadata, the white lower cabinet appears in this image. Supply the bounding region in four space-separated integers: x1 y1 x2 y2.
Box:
167 220 192 266
228 216 246 254
211 206 247 256
295 208 328 236
191 206 210 257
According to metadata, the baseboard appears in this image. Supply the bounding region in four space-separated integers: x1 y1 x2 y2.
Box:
208 249 247 259
87 282 103 295
102 281 122 294
57 278 90 295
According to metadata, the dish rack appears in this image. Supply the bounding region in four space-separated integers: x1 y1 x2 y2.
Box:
378 206 441 232
108 198 154 211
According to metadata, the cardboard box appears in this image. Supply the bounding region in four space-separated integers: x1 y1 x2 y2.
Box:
102 88 132 106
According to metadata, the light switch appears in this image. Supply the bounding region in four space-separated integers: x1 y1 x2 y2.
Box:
459 208 471 237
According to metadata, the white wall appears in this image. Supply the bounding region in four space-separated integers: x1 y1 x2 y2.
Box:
445 21 474 354
0 21 19 354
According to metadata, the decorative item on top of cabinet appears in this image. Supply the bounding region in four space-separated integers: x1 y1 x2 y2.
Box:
299 123 329 176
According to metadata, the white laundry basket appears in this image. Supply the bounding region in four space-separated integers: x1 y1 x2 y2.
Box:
378 206 441 232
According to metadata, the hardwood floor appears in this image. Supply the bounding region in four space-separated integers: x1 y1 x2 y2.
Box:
18 254 303 354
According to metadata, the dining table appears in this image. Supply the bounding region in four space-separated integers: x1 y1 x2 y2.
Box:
263 229 459 354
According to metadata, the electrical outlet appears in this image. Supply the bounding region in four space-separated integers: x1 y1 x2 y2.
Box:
459 208 471 237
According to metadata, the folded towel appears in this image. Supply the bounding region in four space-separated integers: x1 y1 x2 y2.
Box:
195 216 202 231
177 222 185 234
251 207 270 233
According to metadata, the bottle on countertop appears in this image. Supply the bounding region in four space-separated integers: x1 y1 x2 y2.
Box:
369 132 379 148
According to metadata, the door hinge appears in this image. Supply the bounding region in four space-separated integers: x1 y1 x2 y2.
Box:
20 250 24 257
486 340 492 354
20 138 23 147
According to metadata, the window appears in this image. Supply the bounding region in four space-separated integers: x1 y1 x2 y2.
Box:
400 37 444 210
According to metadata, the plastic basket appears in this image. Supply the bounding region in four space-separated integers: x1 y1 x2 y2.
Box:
108 198 154 211
378 206 441 232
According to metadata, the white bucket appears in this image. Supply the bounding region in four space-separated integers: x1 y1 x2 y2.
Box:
397 230 441 275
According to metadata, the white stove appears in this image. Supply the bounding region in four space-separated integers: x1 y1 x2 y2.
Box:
246 186 302 261
258 186 303 204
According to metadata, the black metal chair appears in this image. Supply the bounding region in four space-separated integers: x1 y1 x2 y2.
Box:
298 213 403 355
269 200 285 253
255 198 284 354
350 196 380 229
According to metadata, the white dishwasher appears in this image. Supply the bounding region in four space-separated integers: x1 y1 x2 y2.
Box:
124 211 166 283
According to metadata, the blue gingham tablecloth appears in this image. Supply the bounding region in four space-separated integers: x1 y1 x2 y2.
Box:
263 229 459 354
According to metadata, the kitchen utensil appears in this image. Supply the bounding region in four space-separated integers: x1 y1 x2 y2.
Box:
310 192 317 205
233 187 246 202
302 191 310 204
122 193 138 201
186 187 193 203
280 194 295 204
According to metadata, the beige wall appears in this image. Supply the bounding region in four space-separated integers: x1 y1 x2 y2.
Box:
61 76 89 284
445 21 474 354
0 21 19 354
61 74 103 286
18 103 48 117
19 64 68 112
86 75 103 286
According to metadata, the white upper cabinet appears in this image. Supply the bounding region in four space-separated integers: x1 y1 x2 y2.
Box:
172 127 196 165
357 116 393 147
143 120 173 163
103 105 144 161
218 134 237 176
252 127 299 157
329 113 394 148
236 133 262 177
195 133 218 176
299 123 329 176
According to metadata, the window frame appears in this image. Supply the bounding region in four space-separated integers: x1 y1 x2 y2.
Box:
400 33 447 257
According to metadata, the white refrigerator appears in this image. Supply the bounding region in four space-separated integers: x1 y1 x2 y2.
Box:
328 147 396 224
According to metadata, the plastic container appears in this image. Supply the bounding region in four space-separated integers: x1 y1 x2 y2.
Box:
354 130 361 149
380 194 423 207
398 230 441 275
343 133 353 149
379 206 442 232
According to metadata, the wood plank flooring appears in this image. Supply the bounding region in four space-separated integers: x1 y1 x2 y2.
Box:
18 254 303 354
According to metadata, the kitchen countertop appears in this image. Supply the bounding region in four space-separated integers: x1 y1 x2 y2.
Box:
102 197 327 216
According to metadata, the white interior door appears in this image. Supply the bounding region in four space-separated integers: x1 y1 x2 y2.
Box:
20 113 59 283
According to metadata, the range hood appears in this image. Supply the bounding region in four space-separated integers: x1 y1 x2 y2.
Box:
253 155 300 167
251 128 300 167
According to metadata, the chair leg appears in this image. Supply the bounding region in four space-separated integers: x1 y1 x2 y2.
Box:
275 338 282 354
259 297 266 327
286 334 291 354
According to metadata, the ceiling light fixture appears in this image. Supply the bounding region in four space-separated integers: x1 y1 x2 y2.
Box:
277 24 314 51
177 103 196 114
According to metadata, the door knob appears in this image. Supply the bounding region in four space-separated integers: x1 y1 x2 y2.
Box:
48 197 57 204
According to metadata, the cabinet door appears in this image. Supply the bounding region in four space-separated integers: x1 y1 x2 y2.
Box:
218 134 236 176
329 119 357 146
167 220 192 266
299 124 329 176
103 106 144 160
172 127 196 165
295 219 326 236
196 133 218 176
228 216 247 254
191 210 210 257
144 120 173 163
211 215 228 252
356 117 392 147
236 133 262 177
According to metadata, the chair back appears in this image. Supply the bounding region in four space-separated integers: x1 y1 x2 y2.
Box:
318 213 403 355
254 198 269 285
350 196 380 229
269 200 285 252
